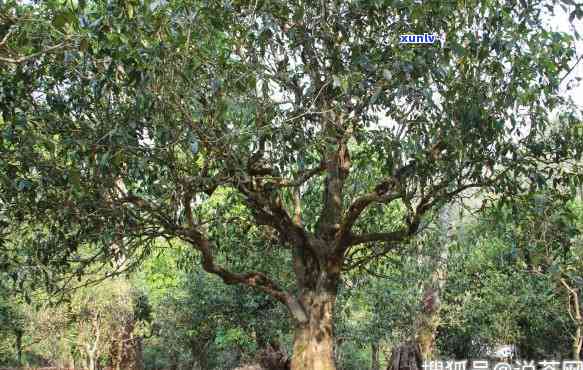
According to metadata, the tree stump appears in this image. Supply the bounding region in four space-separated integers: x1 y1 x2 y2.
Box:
258 342 290 370
387 342 423 370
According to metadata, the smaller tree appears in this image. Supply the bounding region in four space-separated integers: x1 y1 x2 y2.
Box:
140 249 291 370
19 277 149 369
72 278 149 370
439 190 583 359
0 286 25 366
560 278 583 360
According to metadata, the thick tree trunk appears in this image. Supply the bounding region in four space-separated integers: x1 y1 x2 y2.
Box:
291 324 335 370
290 290 337 370
416 284 442 358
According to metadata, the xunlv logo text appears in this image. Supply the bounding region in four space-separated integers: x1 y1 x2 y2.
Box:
400 33 445 47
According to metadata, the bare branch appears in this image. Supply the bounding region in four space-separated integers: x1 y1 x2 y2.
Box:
337 185 401 247
0 29 14 47
0 41 68 64
260 161 326 188
343 242 404 271
237 182 316 255
561 278 582 323
347 180 490 248
120 189 310 323
559 53 583 86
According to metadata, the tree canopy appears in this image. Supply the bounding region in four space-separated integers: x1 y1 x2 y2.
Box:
1 0 582 369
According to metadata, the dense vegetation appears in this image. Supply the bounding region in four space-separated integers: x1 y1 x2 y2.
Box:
0 0 582 369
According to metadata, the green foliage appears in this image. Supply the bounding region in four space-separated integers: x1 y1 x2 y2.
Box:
0 285 24 365
1 0 581 294
0 0 582 368
439 191 583 359
138 249 291 369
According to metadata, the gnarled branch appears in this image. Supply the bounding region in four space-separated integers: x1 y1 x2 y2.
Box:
337 186 401 249
182 225 308 323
